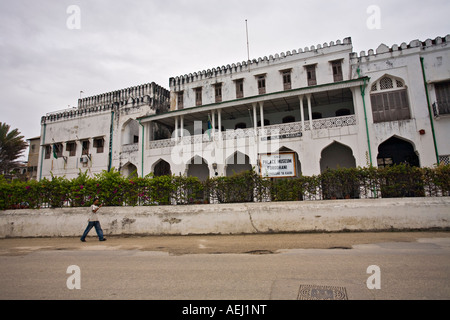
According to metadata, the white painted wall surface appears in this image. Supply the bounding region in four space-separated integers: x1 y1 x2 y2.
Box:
1 198 448 238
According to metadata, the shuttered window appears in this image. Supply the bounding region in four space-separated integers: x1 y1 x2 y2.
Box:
235 79 244 98
370 76 410 123
195 87 202 106
66 141 77 157
435 81 450 115
370 89 410 123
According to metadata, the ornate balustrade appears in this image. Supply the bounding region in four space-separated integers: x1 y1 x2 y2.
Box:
122 143 139 153
309 114 356 130
148 115 356 150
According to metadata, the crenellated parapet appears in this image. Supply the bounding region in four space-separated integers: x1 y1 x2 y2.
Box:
41 82 170 124
77 82 169 109
169 37 352 87
41 104 115 124
351 35 450 60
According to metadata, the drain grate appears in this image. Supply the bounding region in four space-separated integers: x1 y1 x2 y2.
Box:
297 285 348 300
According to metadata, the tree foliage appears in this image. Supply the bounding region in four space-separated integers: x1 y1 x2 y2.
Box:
0 122 28 175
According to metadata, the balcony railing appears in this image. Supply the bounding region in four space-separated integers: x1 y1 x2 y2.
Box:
122 143 139 153
148 115 356 150
307 114 356 130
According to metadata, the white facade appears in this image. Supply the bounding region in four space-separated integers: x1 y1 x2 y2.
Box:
139 35 450 180
140 38 364 179
38 35 450 182
38 82 169 180
351 35 450 168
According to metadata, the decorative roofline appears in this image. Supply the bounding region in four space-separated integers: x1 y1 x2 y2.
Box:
41 82 170 124
351 34 450 59
169 37 353 86
77 82 169 109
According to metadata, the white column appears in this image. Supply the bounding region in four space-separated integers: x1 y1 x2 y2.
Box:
211 110 215 134
148 121 153 142
252 102 259 168
299 95 305 131
252 103 257 134
259 102 265 130
180 115 184 138
174 117 179 141
307 94 313 130
218 109 222 136
142 122 148 150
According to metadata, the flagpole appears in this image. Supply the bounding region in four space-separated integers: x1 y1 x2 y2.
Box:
245 20 250 60
245 19 250 71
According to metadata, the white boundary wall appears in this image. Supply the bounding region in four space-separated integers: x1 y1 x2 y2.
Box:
1 198 449 238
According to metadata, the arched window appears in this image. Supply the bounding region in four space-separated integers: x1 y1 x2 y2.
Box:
370 75 410 123
121 119 140 145
257 119 270 126
312 112 322 120
371 76 404 92
335 108 351 117
282 115 295 123
380 77 393 90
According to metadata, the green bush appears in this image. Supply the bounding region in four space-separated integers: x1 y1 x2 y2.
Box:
206 169 266 203
378 164 425 198
1 164 449 210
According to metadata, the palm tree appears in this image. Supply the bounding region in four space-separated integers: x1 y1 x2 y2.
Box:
0 122 28 175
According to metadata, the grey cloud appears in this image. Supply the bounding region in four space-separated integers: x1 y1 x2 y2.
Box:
0 0 448 147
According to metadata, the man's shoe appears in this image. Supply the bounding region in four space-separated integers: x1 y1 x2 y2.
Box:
99 238 107 241
80 239 86 242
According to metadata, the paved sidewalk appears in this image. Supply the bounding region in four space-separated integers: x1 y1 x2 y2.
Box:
1 231 449 256
1 231 449 300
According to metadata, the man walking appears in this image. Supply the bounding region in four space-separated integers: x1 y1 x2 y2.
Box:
80 198 107 242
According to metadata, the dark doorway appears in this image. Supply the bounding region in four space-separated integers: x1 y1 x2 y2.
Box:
377 137 423 198
377 137 420 168
153 159 171 176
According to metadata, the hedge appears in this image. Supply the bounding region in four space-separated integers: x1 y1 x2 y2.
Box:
1 164 449 210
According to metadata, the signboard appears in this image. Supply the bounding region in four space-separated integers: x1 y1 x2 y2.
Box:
259 152 297 178
260 132 302 141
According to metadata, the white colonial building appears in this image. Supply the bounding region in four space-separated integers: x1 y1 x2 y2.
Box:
38 82 169 180
137 35 450 180
37 35 450 181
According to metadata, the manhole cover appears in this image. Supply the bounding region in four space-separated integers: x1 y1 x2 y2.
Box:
297 285 348 300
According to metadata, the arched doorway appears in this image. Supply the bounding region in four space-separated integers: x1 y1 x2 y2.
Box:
153 159 171 177
187 156 209 181
226 151 252 176
320 142 357 199
320 142 356 173
377 136 420 167
377 137 423 198
121 162 138 178
121 119 140 146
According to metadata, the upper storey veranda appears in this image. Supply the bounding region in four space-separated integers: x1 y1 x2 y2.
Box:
169 37 353 110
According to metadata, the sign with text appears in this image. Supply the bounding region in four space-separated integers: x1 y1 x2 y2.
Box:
259 153 297 178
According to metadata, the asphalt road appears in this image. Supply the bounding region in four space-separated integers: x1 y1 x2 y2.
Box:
0 232 449 301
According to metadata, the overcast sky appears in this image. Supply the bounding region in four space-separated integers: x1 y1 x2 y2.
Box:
1 0 449 160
